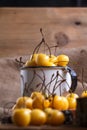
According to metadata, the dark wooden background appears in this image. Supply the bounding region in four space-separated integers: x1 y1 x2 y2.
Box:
0 0 87 7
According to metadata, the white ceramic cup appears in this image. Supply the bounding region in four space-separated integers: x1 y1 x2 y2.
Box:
20 66 72 96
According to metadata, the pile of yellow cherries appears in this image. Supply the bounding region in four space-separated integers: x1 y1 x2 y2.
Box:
25 53 69 67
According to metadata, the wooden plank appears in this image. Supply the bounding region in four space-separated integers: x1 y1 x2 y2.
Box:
0 8 87 57
0 124 87 130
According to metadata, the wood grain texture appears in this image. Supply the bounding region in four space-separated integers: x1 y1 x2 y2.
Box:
0 8 87 57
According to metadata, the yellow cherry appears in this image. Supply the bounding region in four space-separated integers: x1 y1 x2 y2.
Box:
25 60 37 67
81 90 87 97
57 54 69 67
30 54 38 64
49 55 57 63
36 53 49 66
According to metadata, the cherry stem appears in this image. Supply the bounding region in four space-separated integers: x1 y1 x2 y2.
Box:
32 28 51 59
82 67 85 90
40 28 51 57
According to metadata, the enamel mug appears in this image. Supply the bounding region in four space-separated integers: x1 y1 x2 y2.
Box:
20 66 77 96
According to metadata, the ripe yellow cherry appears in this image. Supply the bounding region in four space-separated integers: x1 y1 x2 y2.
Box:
49 55 57 63
12 108 31 126
32 94 45 109
44 108 65 126
30 91 43 99
81 90 87 97
44 108 53 125
43 99 51 108
53 95 69 110
57 54 69 67
50 110 65 126
67 96 77 110
66 93 79 99
25 97 33 109
36 53 49 66
44 107 53 114
25 59 36 67
16 97 28 108
25 54 38 67
44 61 56 66
16 96 33 109
30 54 38 63
30 109 46 125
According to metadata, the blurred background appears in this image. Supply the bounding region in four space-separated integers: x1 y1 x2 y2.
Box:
0 0 87 7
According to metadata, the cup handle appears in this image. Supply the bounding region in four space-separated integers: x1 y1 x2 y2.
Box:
67 66 77 92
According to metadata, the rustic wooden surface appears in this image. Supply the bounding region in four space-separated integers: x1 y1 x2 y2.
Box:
0 8 87 58
0 124 87 130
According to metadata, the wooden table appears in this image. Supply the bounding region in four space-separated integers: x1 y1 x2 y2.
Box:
0 124 87 130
